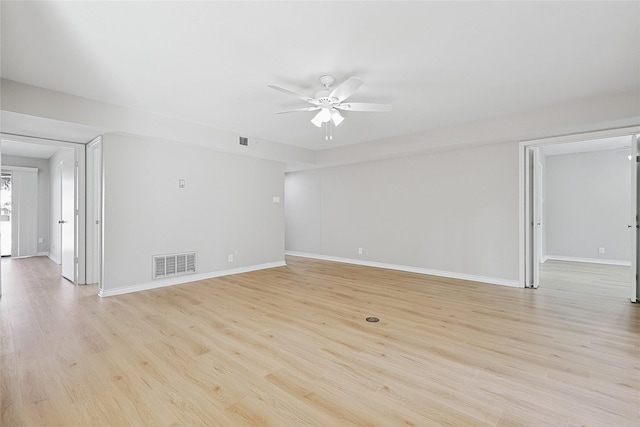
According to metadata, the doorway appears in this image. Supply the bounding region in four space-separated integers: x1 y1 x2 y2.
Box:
521 128 640 302
0 134 89 288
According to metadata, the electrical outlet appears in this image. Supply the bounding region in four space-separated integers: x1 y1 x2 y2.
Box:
228 254 234 262
38 237 44 243
358 247 363 255
598 247 605 254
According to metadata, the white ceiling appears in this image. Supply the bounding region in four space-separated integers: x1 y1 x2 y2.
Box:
1 1 639 152
1 139 62 160
1 111 105 144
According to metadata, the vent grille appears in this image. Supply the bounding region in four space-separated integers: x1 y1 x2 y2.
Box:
153 252 196 279
239 136 248 146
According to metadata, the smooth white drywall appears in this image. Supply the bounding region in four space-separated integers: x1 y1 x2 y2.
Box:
1 79 315 167
285 141 519 282
1 155 50 254
312 91 640 171
544 149 630 262
101 133 285 291
538 150 548 261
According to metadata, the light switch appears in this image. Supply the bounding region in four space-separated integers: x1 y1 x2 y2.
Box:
179 179 185 188
272 196 280 203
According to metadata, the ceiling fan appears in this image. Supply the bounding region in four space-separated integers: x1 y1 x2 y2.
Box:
268 75 391 139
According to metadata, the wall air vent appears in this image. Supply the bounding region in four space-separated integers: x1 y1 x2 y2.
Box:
153 252 196 279
239 136 248 146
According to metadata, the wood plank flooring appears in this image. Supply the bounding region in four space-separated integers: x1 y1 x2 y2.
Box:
1 256 638 426
539 260 631 300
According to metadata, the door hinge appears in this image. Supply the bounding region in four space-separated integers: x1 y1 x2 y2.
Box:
636 155 639 163
75 209 79 216
75 161 79 167
75 257 79 264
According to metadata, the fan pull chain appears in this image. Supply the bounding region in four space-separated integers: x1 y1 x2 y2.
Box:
325 121 333 141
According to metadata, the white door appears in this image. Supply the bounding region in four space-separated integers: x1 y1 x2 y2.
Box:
630 135 638 302
524 146 541 288
60 159 75 282
532 148 541 288
86 138 102 287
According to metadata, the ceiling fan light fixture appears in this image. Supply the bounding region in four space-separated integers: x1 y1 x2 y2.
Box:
310 107 332 127
331 109 344 126
311 110 325 127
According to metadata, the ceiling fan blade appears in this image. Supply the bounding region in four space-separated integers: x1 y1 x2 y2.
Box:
335 102 392 112
275 106 320 114
268 84 315 103
329 77 363 102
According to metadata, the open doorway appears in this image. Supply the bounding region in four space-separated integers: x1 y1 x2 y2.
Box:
538 140 631 300
0 135 88 288
521 128 640 302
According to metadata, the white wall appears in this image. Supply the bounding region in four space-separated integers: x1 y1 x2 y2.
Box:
48 148 75 264
1 155 50 254
1 80 315 167
101 133 285 292
544 149 630 263
286 141 520 284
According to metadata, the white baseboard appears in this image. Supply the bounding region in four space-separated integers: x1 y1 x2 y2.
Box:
284 251 521 288
12 253 53 259
544 255 631 266
98 260 287 297
47 253 61 265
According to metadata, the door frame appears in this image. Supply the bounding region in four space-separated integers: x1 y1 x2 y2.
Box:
0 133 87 284
630 134 638 303
519 126 640 300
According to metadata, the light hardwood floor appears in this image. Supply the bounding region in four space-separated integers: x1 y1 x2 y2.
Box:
1 256 638 426
539 260 631 300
